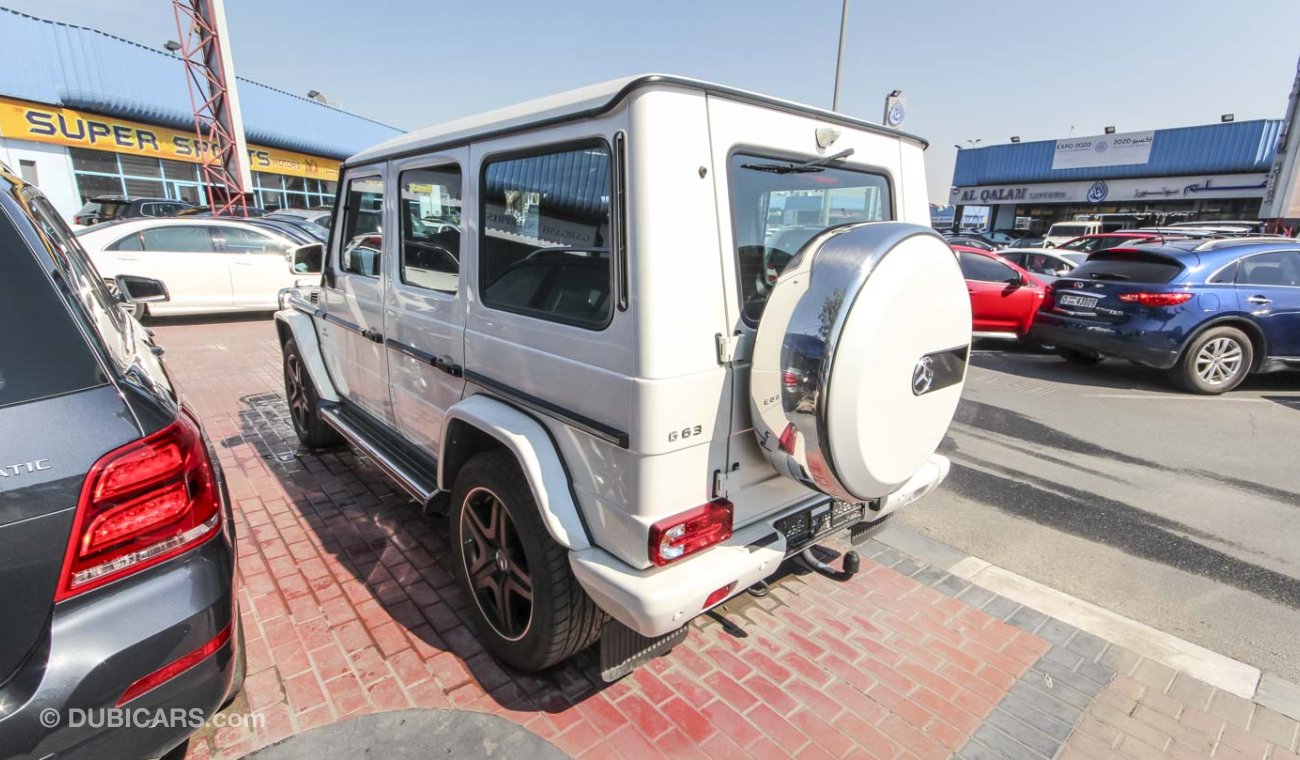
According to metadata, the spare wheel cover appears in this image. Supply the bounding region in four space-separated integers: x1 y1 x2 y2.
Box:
750 222 971 502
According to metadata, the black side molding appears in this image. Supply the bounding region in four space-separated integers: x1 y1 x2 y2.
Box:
466 370 630 449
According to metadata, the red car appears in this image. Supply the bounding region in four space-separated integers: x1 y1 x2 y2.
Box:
952 245 1047 341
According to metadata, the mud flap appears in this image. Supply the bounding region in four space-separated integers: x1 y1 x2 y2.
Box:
598 620 688 682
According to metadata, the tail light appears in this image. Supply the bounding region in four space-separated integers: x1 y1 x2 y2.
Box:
56 411 222 601
1043 283 1056 309
648 499 733 566
1118 292 1193 308
781 370 800 387
117 624 231 705
778 423 799 454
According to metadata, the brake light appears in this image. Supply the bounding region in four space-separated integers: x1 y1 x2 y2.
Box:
648 500 733 566
117 624 231 705
781 371 800 387
1118 292 1193 308
778 423 798 454
1043 283 1056 309
703 582 737 609
56 411 222 601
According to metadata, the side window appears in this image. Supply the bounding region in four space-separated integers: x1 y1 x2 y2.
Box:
480 143 612 328
139 226 218 253
1236 251 1300 287
399 165 462 294
1208 260 1239 284
218 225 289 254
960 252 1016 283
139 203 160 217
338 176 385 277
108 232 144 251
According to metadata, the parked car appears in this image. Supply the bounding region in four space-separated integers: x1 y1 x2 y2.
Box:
78 217 315 318
175 205 269 217
943 233 997 251
265 207 333 228
1057 231 1178 255
1029 238 1300 393
0 168 241 758
245 216 329 243
953 245 1047 341
997 248 1078 281
276 75 970 679
71 195 195 226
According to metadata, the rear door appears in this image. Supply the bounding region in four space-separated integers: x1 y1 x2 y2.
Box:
385 151 469 456
319 169 393 424
1235 249 1300 357
122 224 234 311
214 224 298 308
960 251 1033 331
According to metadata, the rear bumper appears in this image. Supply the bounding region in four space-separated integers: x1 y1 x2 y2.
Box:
1029 311 1183 369
571 454 949 637
0 495 238 760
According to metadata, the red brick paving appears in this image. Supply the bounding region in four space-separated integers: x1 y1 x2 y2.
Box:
156 315 1051 759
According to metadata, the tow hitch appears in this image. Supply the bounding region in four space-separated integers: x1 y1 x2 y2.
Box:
797 545 861 581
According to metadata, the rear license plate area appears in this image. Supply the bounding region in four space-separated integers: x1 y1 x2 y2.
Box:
1057 294 1098 309
775 500 865 555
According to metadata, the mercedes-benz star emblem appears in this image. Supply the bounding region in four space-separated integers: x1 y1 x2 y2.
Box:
912 356 935 396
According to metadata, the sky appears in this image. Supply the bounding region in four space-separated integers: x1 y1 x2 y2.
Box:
9 0 1300 204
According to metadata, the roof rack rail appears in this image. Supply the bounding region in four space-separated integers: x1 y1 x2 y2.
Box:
1192 236 1296 251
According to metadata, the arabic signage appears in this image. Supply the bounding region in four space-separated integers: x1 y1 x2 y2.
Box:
1051 130 1155 170
1260 54 1300 219
952 173 1269 205
0 96 339 182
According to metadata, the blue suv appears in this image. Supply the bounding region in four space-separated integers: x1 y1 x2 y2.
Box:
1029 238 1300 394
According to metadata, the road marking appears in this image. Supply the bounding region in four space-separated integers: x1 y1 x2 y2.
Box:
1080 393 1273 402
947 557 1262 699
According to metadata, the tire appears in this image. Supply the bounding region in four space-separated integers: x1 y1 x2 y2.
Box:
1172 326 1253 395
450 450 605 671
283 338 342 448
1056 346 1104 365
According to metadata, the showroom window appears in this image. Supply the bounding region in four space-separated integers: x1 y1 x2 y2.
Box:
70 147 202 204
254 172 336 210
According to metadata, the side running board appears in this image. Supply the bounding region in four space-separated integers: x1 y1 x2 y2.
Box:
319 405 440 505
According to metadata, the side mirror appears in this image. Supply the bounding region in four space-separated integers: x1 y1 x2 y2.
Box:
289 243 324 275
1005 274 1025 287
115 275 169 303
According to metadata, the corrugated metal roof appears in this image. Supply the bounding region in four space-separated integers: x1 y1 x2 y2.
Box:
953 120 1283 186
0 7 401 159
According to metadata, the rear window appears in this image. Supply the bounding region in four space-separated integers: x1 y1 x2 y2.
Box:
728 152 892 323
78 200 128 220
0 212 105 408
1067 250 1185 284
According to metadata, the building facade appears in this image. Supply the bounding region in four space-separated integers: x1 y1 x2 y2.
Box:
949 120 1283 233
0 8 402 220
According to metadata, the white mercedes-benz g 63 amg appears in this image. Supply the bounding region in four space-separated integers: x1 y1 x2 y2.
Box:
276 75 971 678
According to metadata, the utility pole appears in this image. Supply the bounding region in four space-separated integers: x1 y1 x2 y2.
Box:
172 0 251 216
832 0 849 112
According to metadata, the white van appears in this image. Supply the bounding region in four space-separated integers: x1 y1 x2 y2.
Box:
275 75 971 677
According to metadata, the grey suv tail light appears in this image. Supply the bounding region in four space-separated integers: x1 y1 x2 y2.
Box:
749 222 971 503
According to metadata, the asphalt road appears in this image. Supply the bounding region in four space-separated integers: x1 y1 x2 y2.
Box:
897 344 1300 681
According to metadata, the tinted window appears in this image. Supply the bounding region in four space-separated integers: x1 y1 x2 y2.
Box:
1208 260 1238 284
960 252 1016 282
1068 251 1185 284
339 176 384 277
0 219 105 408
480 144 612 328
138 226 216 253
729 153 892 323
399 165 462 294
108 232 144 251
218 225 289 254
1236 251 1300 287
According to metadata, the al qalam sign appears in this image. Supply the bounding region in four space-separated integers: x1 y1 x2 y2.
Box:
0 96 340 182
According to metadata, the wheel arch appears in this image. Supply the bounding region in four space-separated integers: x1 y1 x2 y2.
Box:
274 309 338 402
440 395 591 551
1178 316 1267 372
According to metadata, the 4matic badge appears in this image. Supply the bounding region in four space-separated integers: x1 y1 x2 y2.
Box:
0 459 51 478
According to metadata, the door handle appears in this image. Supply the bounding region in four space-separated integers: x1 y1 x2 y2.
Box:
118 256 140 261
360 328 384 343
433 356 463 378
1247 295 1272 305
231 260 254 266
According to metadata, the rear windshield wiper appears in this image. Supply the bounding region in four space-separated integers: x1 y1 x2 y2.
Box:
742 148 855 174
1087 272 1131 281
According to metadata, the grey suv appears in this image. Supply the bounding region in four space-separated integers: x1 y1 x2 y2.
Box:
0 170 241 759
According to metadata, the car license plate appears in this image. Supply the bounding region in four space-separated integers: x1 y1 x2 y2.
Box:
1058 294 1098 309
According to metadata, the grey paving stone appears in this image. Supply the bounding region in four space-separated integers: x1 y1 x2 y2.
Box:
1075 659 1116 688
957 584 995 608
984 709 1062 757
981 595 1021 620
912 566 947 587
1064 630 1108 660
1167 673 1215 712
1098 644 1141 677
998 692 1079 741
1005 605 1048 634
1042 645 1084 670
871 545 904 567
935 573 970 597
1257 672 1300 724
1035 658 1108 698
892 556 921 577
1014 674 1095 711
969 724 1052 760
954 740 1006 760
1035 618 1079 647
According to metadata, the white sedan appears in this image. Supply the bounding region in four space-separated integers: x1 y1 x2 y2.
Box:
78 217 310 317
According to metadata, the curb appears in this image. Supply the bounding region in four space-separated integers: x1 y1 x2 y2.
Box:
874 525 1300 720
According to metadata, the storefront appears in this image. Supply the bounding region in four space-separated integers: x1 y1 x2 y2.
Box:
949 121 1284 233
0 7 401 220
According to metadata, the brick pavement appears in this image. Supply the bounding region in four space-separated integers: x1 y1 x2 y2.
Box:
149 315 1299 759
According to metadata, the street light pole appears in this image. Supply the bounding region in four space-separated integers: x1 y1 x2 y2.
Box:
832 0 849 111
